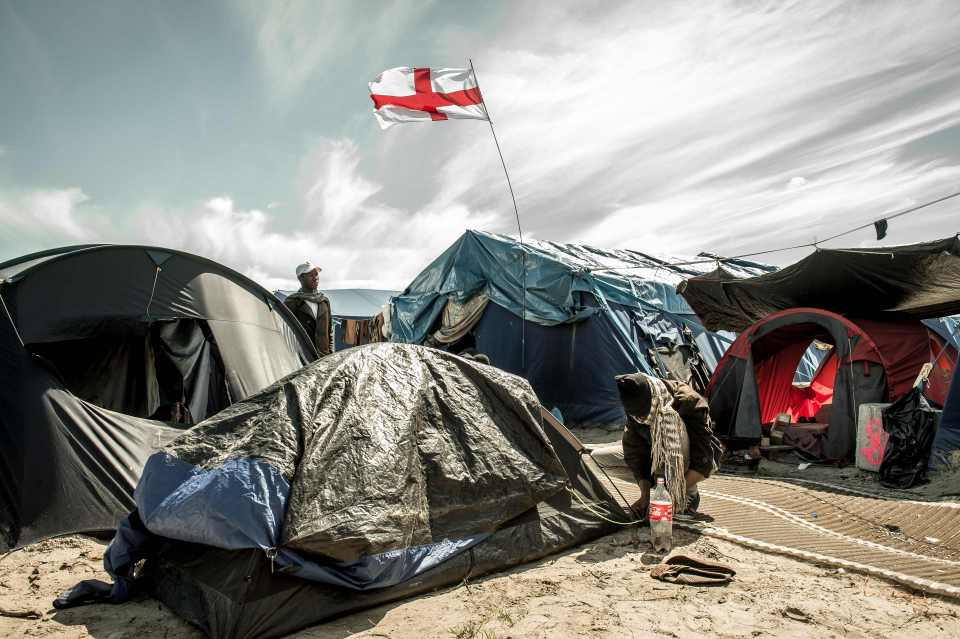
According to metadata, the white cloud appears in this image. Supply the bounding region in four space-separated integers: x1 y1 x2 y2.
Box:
788 177 808 190
0 187 98 251
0 139 498 291
577 151 960 260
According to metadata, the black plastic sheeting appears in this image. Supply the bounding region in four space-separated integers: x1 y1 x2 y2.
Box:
110 344 622 638
0 307 184 550
679 236 960 333
880 388 941 489
149 492 612 639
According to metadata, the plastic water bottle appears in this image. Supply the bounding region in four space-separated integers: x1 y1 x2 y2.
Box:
648 477 673 553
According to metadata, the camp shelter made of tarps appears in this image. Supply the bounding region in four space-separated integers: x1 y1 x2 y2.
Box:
705 307 959 460
678 235 960 333
0 245 316 551
275 288 397 352
389 230 773 429
97 344 622 639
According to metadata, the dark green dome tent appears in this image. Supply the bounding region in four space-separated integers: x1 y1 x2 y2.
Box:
0 245 316 551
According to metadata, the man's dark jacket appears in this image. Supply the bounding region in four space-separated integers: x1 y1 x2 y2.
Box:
284 290 333 356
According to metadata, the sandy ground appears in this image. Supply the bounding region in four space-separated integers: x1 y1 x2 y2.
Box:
3 529 960 639
4 433 958 638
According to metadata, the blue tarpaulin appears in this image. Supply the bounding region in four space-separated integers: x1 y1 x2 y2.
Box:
390 230 772 427
931 358 960 470
929 316 960 469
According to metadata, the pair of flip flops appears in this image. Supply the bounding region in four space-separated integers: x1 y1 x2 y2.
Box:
650 554 736 586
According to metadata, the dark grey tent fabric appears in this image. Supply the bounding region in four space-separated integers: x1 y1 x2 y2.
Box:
1 246 315 398
679 236 960 332
96 344 621 638
0 309 183 549
0 245 317 550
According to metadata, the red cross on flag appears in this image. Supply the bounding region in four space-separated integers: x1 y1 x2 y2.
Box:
369 67 488 130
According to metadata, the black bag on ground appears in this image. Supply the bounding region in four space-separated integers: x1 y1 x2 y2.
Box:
879 388 940 489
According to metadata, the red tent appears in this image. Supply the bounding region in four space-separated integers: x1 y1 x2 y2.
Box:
707 308 957 460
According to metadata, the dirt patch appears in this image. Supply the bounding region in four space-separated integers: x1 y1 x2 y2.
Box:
3 530 960 638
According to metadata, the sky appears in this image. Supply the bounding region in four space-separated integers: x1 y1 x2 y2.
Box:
2 0 959 291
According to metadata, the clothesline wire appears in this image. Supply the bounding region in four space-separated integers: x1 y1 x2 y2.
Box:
591 188 960 273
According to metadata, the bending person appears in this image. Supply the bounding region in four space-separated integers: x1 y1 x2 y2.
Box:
616 372 723 518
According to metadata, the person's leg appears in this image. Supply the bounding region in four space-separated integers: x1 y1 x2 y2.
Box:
631 480 651 517
623 425 653 518
684 469 706 490
682 416 718 514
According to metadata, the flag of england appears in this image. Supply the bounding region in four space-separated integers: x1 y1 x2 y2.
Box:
369 67 488 130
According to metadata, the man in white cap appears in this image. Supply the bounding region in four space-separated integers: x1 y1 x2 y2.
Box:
283 261 333 356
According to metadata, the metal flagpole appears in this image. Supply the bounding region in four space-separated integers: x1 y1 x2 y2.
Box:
469 58 526 371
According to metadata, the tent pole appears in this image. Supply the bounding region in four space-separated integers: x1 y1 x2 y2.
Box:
0 287 25 348
470 59 526 372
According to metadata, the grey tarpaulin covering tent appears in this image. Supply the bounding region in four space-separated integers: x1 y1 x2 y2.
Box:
0 245 317 550
98 344 622 639
390 230 772 428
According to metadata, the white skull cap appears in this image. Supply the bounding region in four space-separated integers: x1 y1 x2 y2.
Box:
295 261 321 277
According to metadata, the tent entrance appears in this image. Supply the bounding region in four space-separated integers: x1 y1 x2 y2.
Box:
751 324 842 427
31 319 230 424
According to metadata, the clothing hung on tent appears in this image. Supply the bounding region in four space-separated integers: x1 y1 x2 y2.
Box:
274 288 397 352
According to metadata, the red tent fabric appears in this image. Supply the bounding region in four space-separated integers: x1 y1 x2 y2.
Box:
705 308 959 460
754 339 812 423
852 319 931 400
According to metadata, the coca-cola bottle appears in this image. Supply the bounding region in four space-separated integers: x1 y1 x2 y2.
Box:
648 477 673 553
